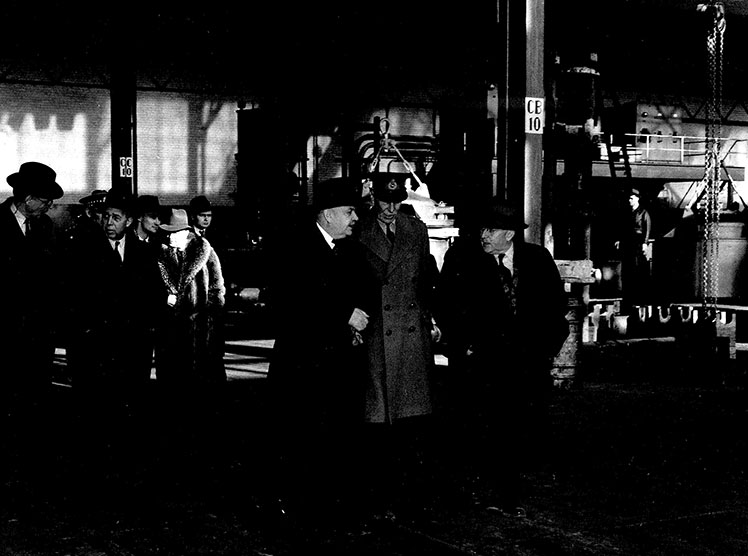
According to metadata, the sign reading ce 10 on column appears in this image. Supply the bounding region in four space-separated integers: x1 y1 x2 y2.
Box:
119 157 133 178
525 97 545 134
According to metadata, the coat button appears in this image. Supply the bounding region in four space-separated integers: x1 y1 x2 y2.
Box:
384 304 391 311
385 330 393 336
408 325 416 332
409 302 416 308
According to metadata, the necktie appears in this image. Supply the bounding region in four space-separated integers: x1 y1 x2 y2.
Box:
23 219 30 237
114 241 122 264
386 223 396 245
497 254 516 315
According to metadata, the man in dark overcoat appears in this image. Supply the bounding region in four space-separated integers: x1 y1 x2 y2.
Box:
355 172 442 520
436 199 569 518
0 162 65 476
264 177 374 526
66 189 162 391
63 188 163 492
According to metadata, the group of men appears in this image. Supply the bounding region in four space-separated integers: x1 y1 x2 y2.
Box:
264 173 570 531
0 161 225 489
60 181 223 395
0 160 570 529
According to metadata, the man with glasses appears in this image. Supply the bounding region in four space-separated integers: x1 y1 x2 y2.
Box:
0 161 65 487
435 199 569 519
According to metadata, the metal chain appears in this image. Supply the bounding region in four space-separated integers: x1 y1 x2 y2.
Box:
701 2 725 314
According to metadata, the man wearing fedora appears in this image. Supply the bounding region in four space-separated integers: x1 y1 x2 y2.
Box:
62 188 163 493
263 177 375 528
355 171 442 522
0 161 64 482
188 195 213 238
187 194 227 264
436 198 569 518
133 194 163 245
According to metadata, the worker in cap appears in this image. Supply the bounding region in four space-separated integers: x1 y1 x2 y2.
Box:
79 189 108 229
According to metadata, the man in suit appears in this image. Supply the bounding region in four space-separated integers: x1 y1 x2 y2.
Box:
355 172 442 521
436 199 569 518
66 189 162 390
64 188 163 495
0 161 65 482
264 177 374 527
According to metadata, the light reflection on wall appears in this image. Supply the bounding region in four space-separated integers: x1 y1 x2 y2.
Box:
137 92 239 205
0 84 111 198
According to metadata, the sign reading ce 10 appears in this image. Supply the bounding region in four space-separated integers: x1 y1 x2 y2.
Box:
525 97 545 134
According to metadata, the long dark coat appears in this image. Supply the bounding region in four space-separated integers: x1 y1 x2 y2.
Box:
435 236 569 498
0 197 60 392
263 221 376 510
436 237 569 374
357 212 437 423
63 228 162 388
266 222 374 424
155 235 226 385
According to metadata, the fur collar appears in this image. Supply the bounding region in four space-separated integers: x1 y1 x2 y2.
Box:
158 238 212 294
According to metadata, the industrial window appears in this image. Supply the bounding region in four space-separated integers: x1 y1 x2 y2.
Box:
136 91 239 206
0 83 111 203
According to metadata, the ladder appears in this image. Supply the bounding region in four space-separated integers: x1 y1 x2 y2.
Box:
603 135 632 180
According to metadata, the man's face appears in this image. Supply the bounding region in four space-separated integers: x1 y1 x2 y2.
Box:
324 205 358 239
86 207 106 228
629 195 640 210
24 195 54 218
194 211 212 230
103 207 132 240
480 227 514 255
139 213 161 235
376 200 401 225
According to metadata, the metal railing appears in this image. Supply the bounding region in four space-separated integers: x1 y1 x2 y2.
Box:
600 133 748 168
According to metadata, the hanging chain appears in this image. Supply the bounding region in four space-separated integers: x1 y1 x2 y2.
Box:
701 2 725 315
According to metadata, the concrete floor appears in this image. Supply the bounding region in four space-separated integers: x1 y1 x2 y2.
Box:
2 337 747 556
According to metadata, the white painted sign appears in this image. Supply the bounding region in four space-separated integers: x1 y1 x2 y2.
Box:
525 97 545 134
119 157 133 178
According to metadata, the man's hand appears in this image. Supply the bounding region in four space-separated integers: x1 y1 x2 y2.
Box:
349 308 369 332
431 322 442 343
642 243 652 261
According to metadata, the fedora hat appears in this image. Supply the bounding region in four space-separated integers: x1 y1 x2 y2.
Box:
313 177 360 211
80 189 108 208
104 189 135 214
189 195 212 214
6 161 64 200
371 172 408 203
159 208 191 232
135 195 161 217
477 200 528 230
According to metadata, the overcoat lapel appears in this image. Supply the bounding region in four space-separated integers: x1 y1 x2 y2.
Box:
359 220 392 265
385 214 416 277
360 213 419 279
